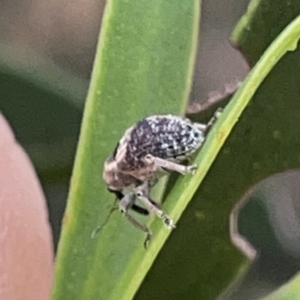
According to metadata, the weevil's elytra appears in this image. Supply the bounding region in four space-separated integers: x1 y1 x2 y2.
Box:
114 115 207 173
96 109 222 247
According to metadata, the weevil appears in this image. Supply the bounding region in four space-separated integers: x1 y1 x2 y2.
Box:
93 108 222 247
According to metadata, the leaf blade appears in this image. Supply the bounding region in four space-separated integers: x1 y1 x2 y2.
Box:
51 1 200 300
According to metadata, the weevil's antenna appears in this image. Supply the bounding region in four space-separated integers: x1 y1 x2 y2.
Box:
91 199 118 238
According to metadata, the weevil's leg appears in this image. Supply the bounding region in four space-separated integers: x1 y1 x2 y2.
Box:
119 192 153 214
91 201 118 238
134 189 176 229
194 123 207 131
119 188 153 247
138 194 176 229
109 188 150 215
135 180 162 209
144 154 197 175
148 197 162 209
119 192 137 213
201 107 223 133
206 107 223 129
124 212 152 248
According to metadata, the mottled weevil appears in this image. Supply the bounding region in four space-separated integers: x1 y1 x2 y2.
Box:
93 109 222 247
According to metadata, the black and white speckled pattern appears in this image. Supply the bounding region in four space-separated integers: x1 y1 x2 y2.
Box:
115 115 205 171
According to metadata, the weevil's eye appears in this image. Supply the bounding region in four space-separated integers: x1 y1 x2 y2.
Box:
194 132 199 138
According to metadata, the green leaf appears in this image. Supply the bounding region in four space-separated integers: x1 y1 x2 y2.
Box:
137 12 300 300
263 273 300 300
51 1 200 300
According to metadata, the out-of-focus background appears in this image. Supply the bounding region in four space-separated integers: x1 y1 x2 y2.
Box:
0 0 249 247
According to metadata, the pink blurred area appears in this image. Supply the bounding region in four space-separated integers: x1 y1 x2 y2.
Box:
0 114 54 300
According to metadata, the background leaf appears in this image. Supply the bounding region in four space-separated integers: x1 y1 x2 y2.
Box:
0 44 86 247
0 44 85 177
263 272 300 300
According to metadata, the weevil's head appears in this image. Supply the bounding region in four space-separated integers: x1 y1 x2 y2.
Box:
103 155 140 192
